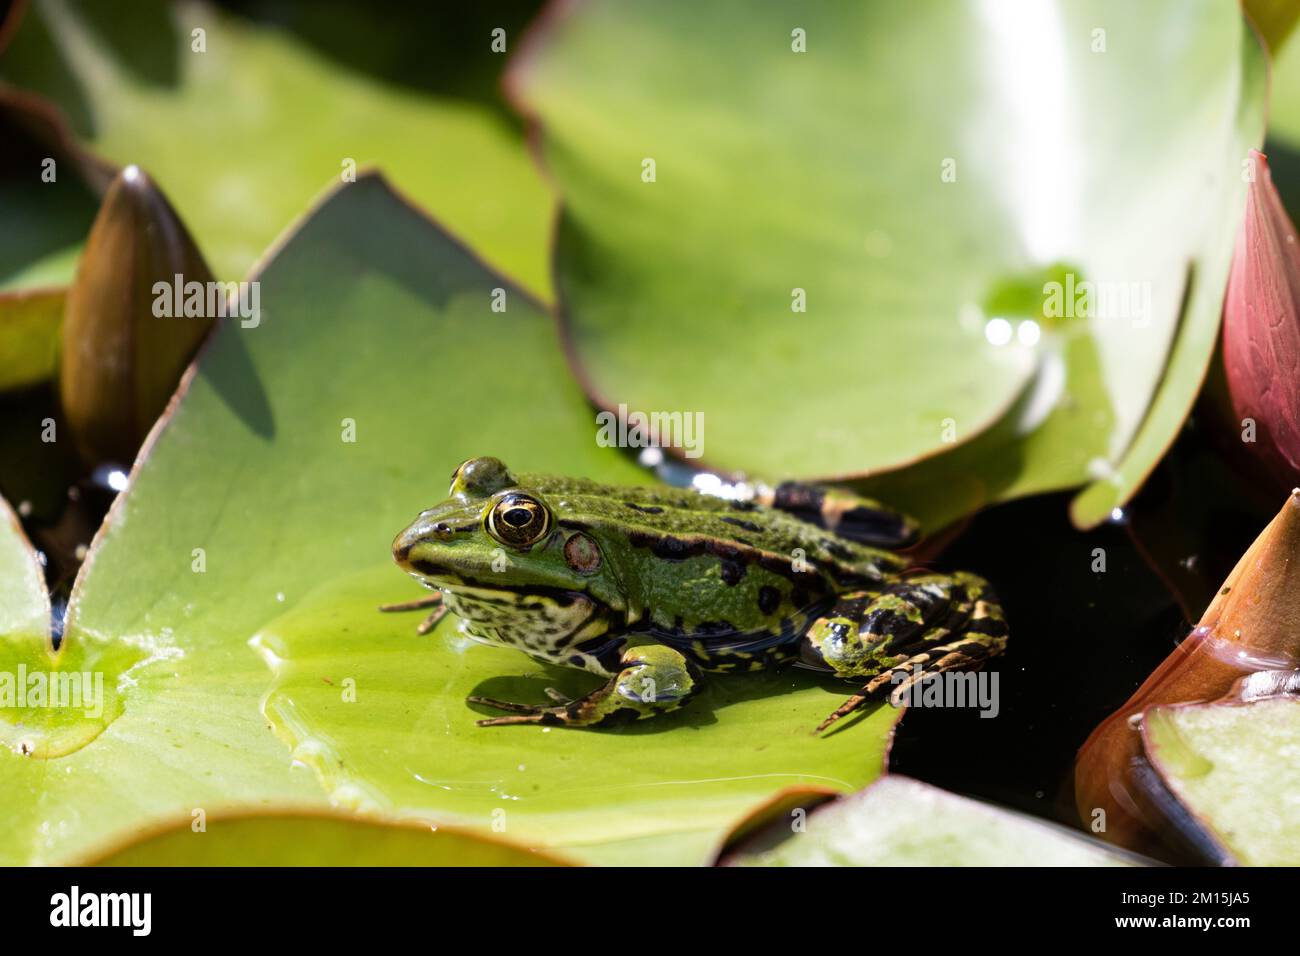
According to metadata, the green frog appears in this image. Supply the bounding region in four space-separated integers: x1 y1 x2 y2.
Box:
384 457 1007 733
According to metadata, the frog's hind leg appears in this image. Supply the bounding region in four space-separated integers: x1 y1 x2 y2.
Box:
378 592 447 635
758 482 919 548
799 572 1007 734
470 645 703 728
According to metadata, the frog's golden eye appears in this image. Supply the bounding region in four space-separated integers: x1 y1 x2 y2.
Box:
486 493 551 548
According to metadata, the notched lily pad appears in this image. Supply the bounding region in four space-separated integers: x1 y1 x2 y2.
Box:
514 0 1266 532
0 493 142 757
0 172 897 865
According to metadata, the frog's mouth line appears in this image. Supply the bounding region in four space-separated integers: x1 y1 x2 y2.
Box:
404 558 621 610
403 557 462 584
438 581 597 608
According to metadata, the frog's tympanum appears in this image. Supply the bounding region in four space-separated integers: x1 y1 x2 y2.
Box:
385 457 1007 732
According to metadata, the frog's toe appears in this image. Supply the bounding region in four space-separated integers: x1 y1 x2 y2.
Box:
475 712 554 727
884 642 998 708
469 696 586 728
467 694 576 727
466 694 543 715
378 592 446 634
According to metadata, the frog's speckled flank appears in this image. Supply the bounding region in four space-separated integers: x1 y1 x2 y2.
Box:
383 457 1008 732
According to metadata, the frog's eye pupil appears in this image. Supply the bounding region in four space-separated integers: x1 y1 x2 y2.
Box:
503 508 532 528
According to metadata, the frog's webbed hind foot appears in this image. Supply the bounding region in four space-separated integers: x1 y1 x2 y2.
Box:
814 636 1000 734
378 592 446 634
470 646 702 728
802 572 1008 734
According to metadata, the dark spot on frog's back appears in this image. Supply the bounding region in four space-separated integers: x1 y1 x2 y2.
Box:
628 531 705 560
823 539 857 562
721 516 762 533
772 482 824 515
624 502 665 514
719 558 746 586
758 585 781 615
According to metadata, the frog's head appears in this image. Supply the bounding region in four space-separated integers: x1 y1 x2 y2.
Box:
392 457 625 650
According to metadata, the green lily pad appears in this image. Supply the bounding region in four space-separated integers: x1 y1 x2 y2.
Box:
515 0 1266 529
254 565 892 865
1143 695 1300 865
0 494 134 760
723 775 1142 866
0 0 553 301
0 174 897 865
0 496 47 641
85 810 568 866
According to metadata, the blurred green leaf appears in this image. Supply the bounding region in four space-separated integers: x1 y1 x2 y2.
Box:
1275 34 1300 145
0 174 896 865
724 775 1141 866
0 0 553 301
1244 0 1300 54
0 84 102 335
85 810 568 866
1143 695 1300 866
516 0 1266 531
0 290 61 391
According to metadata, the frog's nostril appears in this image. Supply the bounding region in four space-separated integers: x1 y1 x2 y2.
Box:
394 519 457 568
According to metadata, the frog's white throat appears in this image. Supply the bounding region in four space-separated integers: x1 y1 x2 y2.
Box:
439 584 618 673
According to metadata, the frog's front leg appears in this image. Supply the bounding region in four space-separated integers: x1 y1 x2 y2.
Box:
799 572 1008 733
470 645 703 728
378 592 447 635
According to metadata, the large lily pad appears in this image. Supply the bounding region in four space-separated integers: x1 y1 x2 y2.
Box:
0 0 553 301
0 174 897 865
724 776 1141 866
85 810 569 866
514 0 1265 529
1143 695 1300 865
